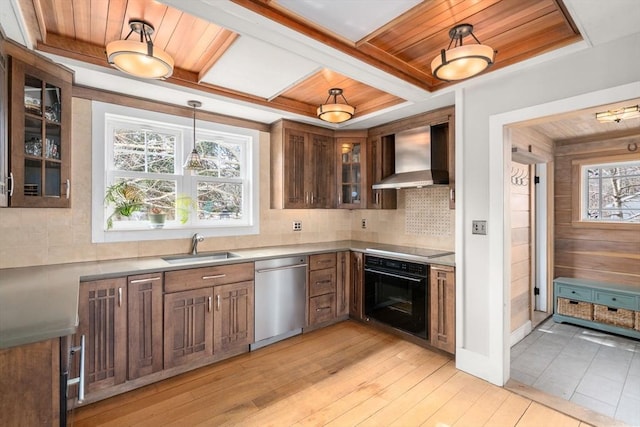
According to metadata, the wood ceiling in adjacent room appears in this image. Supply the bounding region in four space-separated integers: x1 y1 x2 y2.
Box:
19 0 581 121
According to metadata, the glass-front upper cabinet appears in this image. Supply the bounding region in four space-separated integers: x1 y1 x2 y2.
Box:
9 56 72 208
336 136 366 209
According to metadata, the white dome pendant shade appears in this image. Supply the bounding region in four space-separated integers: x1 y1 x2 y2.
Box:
317 88 355 123
106 20 174 80
431 24 495 81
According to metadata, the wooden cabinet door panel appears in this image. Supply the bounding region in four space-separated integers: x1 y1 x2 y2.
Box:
164 262 254 293
349 252 364 320
309 133 334 208
309 268 336 297
214 281 254 353
430 265 455 354
163 288 213 369
77 278 127 393
284 128 307 208
336 251 350 317
309 293 336 325
128 273 163 380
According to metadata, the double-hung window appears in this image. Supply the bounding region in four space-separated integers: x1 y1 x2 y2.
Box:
92 101 259 243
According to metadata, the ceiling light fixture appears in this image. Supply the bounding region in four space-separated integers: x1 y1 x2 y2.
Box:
317 88 355 123
184 101 204 171
595 105 640 123
106 20 174 80
431 23 495 82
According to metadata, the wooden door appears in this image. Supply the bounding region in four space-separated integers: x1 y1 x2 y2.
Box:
77 278 127 394
309 132 334 208
336 251 350 317
214 281 254 354
429 265 455 354
349 252 364 320
163 288 213 369
283 128 307 208
127 273 163 380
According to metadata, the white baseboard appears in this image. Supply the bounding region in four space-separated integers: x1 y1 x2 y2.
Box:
510 321 532 347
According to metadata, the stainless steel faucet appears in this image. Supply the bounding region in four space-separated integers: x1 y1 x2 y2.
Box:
190 233 204 255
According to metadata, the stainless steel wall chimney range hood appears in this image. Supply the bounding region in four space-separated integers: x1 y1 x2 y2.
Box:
372 125 449 190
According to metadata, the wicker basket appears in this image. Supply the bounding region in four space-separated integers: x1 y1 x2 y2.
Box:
557 298 593 320
594 304 634 329
634 311 640 332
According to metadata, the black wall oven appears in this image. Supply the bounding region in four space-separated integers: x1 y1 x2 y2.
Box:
364 255 428 339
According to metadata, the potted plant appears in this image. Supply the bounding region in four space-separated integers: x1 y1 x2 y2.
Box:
148 206 167 229
104 181 144 229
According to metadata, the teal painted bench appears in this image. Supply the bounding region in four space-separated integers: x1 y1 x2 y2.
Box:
553 277 640 340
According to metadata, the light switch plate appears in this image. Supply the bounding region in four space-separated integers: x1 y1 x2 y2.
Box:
361 218 367 229
293 220 302 231
472 220 487 235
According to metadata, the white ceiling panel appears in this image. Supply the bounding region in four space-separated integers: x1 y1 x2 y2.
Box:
564 0 640 45
200 35 320 99
274 0 422 42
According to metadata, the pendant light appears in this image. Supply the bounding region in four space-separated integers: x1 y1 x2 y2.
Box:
317 88 355 123
106 20 174 80
431 23 495 82
184 101 204 171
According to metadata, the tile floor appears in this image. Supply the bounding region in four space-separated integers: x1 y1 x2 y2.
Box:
511 317 640 426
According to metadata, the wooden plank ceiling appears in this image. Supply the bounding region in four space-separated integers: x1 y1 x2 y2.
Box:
19 0 581 121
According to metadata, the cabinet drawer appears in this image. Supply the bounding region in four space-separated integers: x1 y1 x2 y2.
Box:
165 262 254 293
309 293 336 325
309 253 336 271
594 291 637 311
556 284 593 301
309 268 336 297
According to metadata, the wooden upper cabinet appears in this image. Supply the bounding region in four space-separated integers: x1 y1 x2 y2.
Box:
77 278 127 395
366 135 396 209
270 119 335 209
7 49 72 208
336 136 366 209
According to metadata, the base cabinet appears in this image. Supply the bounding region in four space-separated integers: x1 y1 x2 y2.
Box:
336 251 350 317
76 278 127 394
214 280 254 354
308 253 338 326
0 338 60 426
128 273 163 380
163 287 214 369
429 265 455 354
349 252 364 320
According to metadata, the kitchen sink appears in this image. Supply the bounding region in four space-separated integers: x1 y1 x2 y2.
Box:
162 251 241 264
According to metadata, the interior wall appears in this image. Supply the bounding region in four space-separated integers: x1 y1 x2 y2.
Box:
554 136 640 286
456 32 640 385
0 98 454 269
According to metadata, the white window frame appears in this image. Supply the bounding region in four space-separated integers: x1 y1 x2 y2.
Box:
91 101 259 243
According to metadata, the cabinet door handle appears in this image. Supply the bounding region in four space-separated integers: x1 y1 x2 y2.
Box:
118 287 122 306
8 172 14 197
316 306 331 312
208 296 212 312
315 280 332 286
202 274 226 280
217 294 221 311
375 191 380 205
65 179 70 199
129 276 161 284
67 335 86 403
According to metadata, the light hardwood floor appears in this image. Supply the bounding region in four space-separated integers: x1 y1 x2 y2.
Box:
69 321 592 427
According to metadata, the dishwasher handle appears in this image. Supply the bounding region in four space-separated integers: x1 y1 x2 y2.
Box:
255 263 308 274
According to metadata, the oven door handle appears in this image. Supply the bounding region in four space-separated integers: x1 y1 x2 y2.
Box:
364 268 424 283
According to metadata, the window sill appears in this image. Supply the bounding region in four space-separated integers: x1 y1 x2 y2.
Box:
93 223 259 243
571 220 639 231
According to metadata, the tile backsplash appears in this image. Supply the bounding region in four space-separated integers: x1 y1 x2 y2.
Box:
0 98 454 269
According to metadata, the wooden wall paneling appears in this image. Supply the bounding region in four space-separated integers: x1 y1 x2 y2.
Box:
553 135 640 287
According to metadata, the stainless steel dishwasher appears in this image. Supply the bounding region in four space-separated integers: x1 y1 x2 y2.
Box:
251 256 308 350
